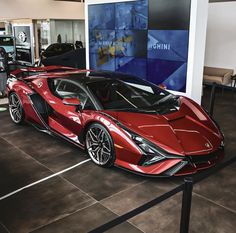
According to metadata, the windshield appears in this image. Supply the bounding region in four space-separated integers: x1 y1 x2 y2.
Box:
0 37 14 53
87 77 180 114
46 43 74 52
0 37 14 46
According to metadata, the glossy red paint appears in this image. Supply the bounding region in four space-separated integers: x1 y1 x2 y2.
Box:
6 66 224 176
11 66 76 77
62 97 81 106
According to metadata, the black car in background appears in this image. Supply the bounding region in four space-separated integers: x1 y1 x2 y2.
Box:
40 43 86 69
0 35 15 62
41 43 75 59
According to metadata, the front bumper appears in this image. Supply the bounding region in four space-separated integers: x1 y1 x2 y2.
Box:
172 148 224 176
115 148 224 177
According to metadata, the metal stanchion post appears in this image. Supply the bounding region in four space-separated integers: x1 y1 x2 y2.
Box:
209 83 216 117
180 177 193 233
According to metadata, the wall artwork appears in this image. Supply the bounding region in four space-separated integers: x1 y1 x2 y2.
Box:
88 0 191 92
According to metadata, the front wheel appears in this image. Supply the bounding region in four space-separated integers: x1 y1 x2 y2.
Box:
85 123 115 167
9 92 25 124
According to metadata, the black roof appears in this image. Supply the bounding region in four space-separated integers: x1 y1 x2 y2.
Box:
63 71 141 85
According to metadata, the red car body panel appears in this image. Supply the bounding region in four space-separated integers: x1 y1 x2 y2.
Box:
6 66 224 176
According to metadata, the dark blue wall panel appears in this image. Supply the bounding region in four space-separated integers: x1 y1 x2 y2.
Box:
88 0 191 92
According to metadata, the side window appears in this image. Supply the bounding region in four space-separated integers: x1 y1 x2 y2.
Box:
55 80 95 110
46 44 56 52
54 44 61 52
57 81 79 94
61 44 74 52
47 44 60 53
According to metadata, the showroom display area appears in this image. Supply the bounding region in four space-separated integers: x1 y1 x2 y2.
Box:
1 18 86 67
0 1 235 232
0 87 235 232
85 0 209 103
0 0 86 67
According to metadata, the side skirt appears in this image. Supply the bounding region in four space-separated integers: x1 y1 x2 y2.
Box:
29 121 85 150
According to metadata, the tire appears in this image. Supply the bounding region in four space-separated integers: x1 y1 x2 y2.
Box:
85 123 115 167
8 92 25 124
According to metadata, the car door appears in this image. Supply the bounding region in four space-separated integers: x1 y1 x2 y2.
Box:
49 79 95 136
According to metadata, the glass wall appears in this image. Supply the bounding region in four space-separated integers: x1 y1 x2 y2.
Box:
50 20 85 47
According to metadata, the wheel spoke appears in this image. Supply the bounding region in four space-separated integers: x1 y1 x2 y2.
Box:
88 130 98 143
102 148 109 164
12 108 18 114
102 150 110 156
12 109 19 120
12 95 17 105
103 144 111 153
88 142 99 148
98 148 103 163
15 100 21 108
98 129 105 142
89 146 99 153
12 111 17 120
9 104 16 109
13 112 18 121
10 108 16 114
98 129 102 138
103 152 110 164
10 95 14 105
99 148 104 163
100 131 106 142
15 111 21 120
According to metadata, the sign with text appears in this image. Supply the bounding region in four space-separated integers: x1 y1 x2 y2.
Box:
13 25 34 65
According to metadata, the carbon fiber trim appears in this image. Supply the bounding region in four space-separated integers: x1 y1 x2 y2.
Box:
163 160 188 176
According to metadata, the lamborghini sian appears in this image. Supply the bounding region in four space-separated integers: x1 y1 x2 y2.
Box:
6 66 224 176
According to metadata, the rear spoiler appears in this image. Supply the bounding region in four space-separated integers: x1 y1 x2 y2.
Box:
10 66 90 80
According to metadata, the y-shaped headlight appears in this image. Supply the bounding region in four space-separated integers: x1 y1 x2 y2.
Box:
122 128 167 166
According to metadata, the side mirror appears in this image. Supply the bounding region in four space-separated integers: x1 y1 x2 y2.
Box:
158 83 167 90
62 97 82 111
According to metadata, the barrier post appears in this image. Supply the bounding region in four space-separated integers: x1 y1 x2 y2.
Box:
209 83 216 117
180 177 193 233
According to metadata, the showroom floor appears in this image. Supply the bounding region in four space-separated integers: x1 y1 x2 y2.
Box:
0 86 235 233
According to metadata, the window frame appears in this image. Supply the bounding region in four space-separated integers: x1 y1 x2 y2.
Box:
49 78 97 111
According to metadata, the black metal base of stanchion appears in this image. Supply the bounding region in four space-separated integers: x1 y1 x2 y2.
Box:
209 83 216 117
180 178 193 233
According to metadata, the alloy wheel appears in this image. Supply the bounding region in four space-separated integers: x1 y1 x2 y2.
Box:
9 93 24 124
86 124 113 166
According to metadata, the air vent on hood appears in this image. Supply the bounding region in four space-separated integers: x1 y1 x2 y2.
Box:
166 115 186 122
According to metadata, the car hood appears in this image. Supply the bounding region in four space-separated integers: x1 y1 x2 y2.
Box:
103 98 222 156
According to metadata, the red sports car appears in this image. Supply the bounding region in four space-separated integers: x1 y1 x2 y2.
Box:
6 66 224 176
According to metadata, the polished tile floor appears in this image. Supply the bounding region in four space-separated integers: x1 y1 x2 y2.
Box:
0 87 235 233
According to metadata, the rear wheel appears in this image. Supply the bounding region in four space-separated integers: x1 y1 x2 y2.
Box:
85 123 115 167
9 92 25 124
